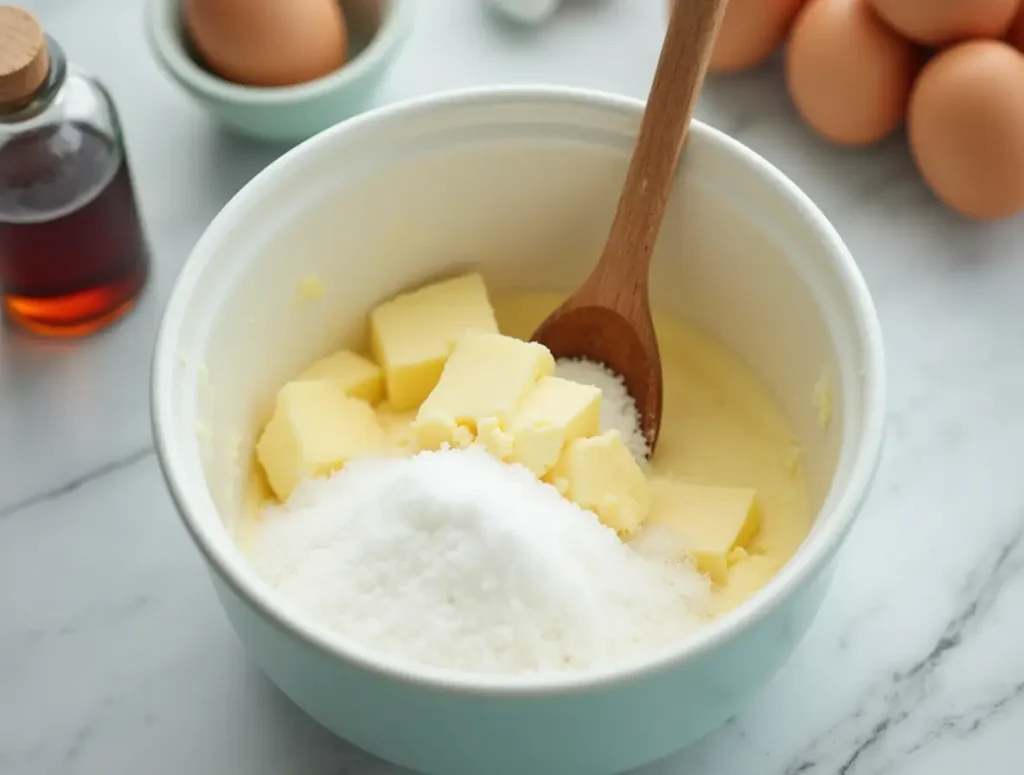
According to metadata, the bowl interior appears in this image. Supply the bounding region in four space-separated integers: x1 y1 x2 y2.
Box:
156 90 880 679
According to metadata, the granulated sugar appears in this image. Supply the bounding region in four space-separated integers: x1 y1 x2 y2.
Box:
555 357 650 461
248 447 710 675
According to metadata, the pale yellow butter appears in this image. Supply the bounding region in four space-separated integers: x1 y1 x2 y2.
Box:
548 431 650 537
369 273 499 411
647 479 761 584
294 276 326 302
712 555 781 613
508 376 601 476
414 332 555 451
256 380 391 502
374 402 418 455
296 349 383 405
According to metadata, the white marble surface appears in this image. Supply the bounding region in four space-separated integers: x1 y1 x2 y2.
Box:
2 1 1023 773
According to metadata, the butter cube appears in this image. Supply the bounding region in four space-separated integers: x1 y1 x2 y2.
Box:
415 332 555 451
374 402 418 455
508 376 601 476
369 273 499 411
549 431 651 536
296 349 383 405
647 480 761 584
256 380 391 502
713 555 781 614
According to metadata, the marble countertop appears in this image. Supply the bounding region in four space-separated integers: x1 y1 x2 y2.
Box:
3 1 1023 773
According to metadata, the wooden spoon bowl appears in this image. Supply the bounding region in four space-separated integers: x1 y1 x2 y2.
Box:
531 0 728 453
531 270 662 453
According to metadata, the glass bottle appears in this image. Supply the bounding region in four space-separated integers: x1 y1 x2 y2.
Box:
0 5 149 337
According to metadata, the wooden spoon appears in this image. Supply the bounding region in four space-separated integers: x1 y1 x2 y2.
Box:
531 0 728 454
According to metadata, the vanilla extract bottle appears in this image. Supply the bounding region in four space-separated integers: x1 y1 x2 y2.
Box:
0 5 149 336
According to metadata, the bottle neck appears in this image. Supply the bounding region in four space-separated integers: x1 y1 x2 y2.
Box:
0 35 68 126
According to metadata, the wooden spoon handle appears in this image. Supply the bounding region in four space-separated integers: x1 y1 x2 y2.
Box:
592 0 728 305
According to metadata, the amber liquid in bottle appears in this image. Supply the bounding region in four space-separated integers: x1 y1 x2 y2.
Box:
0 122 148 337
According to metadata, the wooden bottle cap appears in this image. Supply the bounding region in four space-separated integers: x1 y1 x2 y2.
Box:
0 5 49 111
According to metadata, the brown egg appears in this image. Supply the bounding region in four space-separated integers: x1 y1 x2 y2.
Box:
184 0 348 87
868 0 1020 45
908 41 1024 220
786 0 921 146
669 0 806 73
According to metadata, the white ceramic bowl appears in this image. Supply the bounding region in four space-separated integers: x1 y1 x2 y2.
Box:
152 87 885 775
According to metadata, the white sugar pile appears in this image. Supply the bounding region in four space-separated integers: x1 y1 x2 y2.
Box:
555 357 650 461
248 447 710 675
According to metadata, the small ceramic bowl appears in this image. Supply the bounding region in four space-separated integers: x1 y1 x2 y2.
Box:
152 87 886 775
144 0 414 143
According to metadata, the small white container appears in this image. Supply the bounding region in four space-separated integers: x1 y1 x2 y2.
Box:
152 87 885 775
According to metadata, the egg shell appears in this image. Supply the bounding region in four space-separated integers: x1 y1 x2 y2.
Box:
908 40 1024 220
868 0 1020 46
786 0 921 146
184 0 348 88
669 0 805 73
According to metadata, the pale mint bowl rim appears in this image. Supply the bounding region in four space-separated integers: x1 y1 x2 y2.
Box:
144 0 414 106
152 85 887 698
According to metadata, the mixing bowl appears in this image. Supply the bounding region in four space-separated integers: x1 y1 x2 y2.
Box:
152 87 885 775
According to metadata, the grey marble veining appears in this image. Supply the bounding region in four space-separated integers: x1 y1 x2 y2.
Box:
2 1 1023 773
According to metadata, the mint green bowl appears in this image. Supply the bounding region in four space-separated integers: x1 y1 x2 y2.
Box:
145 0 414 143
152 87 886 775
